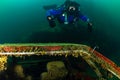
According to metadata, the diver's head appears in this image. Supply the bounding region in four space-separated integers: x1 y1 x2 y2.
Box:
65 1 80 14
68 6 76 13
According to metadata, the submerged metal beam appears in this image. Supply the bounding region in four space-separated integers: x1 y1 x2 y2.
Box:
0 43 120 79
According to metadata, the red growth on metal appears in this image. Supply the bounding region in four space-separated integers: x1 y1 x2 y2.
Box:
3 46 15 52
15 46 32 52
91 48 120 74
43 46 62 51
93 50 115 66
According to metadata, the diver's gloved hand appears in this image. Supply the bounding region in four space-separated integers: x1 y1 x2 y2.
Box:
49 20 56 28
47 16 56 28
87 22 93 32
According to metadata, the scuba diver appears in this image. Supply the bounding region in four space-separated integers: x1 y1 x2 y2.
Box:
46 0 93 32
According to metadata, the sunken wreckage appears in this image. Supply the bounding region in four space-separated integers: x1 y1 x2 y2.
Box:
0 43 120 80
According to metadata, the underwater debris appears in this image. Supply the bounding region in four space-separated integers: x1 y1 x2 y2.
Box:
41 61 68 80
0 43 120 79
14 65 25 78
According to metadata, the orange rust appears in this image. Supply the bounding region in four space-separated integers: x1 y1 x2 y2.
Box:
3 46 15 52
117 67 120 72
89 47 115 66
90 48 120 74
15 46 31 52
93 50 115 66
89 47 120 76
43 46 62 51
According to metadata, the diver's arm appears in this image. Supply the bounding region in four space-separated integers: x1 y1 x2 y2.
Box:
46 9 57 28
46 7 63 20
46 8 62 27
79 13 90 22
79 14 93 32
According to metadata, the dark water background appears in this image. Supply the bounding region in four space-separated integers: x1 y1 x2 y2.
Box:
0 0 120 65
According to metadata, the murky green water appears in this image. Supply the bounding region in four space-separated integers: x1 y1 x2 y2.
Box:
0 0 120 80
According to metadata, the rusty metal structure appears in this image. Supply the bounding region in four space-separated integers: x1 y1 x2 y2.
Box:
0 43 120 80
